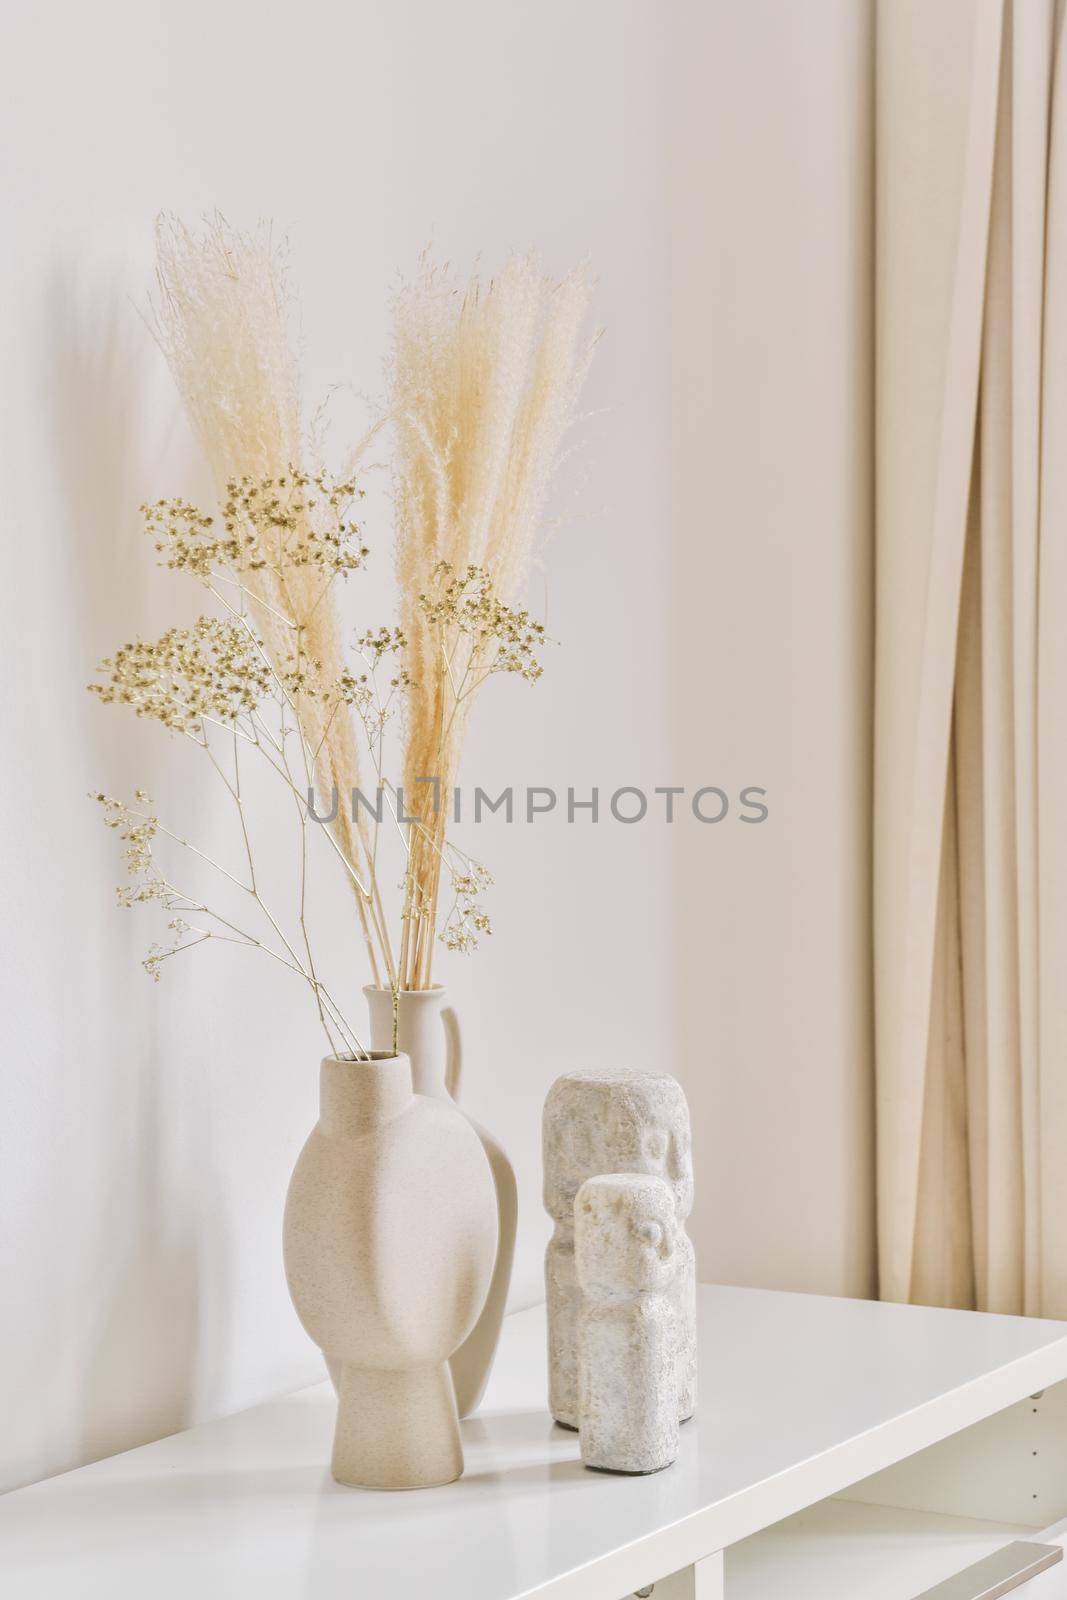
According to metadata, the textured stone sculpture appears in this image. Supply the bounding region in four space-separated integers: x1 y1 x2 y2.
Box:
542 1067 696 1429
575 1174 680 1474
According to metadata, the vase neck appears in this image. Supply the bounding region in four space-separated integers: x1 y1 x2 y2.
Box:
363 987 450 1100
319 1053 412 1135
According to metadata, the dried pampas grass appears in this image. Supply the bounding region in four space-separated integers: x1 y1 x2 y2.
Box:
391 252 597 988
150 216 395 986
140 220 595 1000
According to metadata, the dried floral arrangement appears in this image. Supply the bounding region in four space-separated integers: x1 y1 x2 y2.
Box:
90 218 595 1056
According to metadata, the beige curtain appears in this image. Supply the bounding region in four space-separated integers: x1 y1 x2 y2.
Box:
875 0 1067 1315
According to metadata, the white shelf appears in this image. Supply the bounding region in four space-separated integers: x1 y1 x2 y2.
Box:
727 1498 1043 1599
3 1287 1067 1600
1021 1521 1067 1599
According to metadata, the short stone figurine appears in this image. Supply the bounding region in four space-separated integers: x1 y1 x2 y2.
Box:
543 1068 696 1429
575 1173 680 1474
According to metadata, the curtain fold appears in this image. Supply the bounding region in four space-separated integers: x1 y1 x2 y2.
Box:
875 0 1067 1315
1038 0 1067 1319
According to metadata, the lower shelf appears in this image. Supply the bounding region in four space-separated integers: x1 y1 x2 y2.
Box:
725 1498 1057 1599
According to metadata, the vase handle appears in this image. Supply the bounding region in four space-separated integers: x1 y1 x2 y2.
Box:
442 1006 463 1101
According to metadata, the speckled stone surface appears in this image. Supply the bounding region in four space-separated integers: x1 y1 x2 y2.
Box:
575 1174 680 1474
542 1068 697 1428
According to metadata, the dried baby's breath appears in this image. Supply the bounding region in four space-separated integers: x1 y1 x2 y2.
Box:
439 859 494 954
419 563 546 683
89 618 274 733
145 469 368 582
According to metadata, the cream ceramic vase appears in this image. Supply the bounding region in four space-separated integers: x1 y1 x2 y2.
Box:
363 985 518 1418
283 1052 497 1489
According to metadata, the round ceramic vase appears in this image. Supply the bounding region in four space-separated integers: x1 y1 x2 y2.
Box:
363 985 518 1418
283 1051 497 1489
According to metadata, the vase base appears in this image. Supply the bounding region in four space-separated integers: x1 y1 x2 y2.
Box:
332 1467 463 1490
331 1361 463 1490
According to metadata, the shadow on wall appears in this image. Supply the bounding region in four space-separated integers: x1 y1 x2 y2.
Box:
40 260 223 1465
77 1067 203 1462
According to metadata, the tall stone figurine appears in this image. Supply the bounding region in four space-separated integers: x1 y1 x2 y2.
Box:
575 1174 680 1473
542 1068 696 1429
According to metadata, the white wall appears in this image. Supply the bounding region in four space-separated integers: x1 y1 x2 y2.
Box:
0 0 875 1493
665 0 877 1298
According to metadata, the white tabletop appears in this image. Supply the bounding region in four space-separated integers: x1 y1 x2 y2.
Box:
5 1286 1067 1600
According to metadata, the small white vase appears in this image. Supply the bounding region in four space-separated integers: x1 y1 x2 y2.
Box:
283 1052 497 1489
364 986 518 1418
